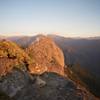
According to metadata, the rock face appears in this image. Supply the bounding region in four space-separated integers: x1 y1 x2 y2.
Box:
0 69 98 100
0 40 31 76
0 68 30 97
26 36 65 75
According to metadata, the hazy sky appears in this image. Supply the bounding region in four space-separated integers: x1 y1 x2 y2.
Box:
0 0 100 37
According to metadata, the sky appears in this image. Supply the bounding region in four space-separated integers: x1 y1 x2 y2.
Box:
0 0 100 37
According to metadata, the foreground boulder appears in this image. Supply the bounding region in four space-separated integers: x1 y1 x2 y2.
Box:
26 36 65 75
0 68 98 100
0 68 30 97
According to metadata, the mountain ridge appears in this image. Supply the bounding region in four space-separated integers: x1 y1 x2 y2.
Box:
0 35 99 100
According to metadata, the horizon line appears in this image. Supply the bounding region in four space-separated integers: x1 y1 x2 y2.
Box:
0 32 100 39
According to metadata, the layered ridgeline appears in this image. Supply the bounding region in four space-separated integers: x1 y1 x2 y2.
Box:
0 36 98 100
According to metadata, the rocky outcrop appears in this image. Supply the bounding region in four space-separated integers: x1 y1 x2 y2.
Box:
0 68 98 100
26 36 65 75
0 68 30 97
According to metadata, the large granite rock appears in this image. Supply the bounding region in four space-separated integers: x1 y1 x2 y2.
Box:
26 36 65 75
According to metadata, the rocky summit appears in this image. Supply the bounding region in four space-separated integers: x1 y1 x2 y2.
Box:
26 36 65 75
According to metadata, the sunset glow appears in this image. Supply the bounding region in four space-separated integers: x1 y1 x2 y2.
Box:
0 0 100 37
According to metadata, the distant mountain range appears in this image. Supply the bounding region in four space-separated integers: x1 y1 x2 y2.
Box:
48 35 100 77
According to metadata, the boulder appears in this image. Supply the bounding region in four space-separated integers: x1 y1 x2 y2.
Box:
26 36 65 75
